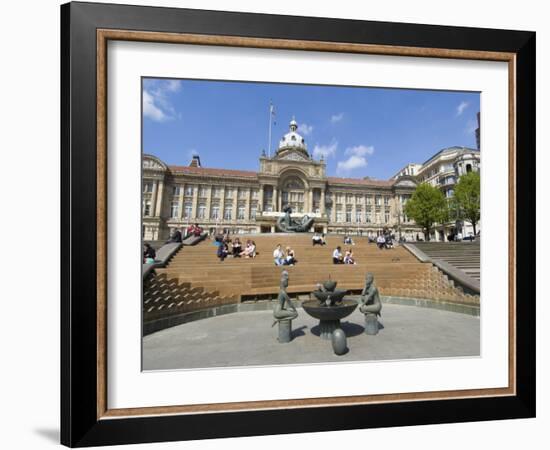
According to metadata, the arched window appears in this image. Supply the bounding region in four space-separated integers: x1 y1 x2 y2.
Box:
281 176 305 213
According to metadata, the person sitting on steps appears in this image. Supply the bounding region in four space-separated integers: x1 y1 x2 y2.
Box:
284 246 296 265
273 244 284 266
332 246 344 264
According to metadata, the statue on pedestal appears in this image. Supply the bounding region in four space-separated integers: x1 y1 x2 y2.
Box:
272 271 298 342
359 273 382 335
276 205 314 232
360 273 382 315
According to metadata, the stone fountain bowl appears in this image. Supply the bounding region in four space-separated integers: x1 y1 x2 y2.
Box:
312 289 347 304
302 299 358 321
323 280 337 291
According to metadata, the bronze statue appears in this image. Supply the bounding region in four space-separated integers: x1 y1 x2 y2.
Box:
276 204 314 232
272 270 298 324
359 273 382 317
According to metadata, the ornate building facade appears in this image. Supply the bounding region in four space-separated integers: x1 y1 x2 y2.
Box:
392 146 481 240
143 119 423 241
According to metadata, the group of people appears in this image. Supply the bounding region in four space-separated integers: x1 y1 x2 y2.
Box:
332 246 356 265
216 236 257 261
375 233 394 249
311 233 327 246
165 223 204 244
273 244 297 266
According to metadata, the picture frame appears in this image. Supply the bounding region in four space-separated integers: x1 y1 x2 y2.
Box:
60 1 535 447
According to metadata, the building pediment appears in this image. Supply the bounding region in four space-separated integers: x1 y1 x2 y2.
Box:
143 154 168 171
276 148 310 162
393 176 417 188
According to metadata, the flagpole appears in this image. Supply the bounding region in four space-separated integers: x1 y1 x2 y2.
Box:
268 101 273 158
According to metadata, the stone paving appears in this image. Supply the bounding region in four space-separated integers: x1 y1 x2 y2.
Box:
142 303 480 370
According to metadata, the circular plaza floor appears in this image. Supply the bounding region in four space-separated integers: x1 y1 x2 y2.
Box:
142 303 480 371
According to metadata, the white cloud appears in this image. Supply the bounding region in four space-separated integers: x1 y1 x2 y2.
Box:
337 155 368 173
299 123 313 136
312 140 338 159
165 80 182 92
345 145 374 157
143 79 182 122
143 90 167 122
456 101 469 116
330 112 344 123
336 145 375 175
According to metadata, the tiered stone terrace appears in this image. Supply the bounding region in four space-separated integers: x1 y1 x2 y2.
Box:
144 235 479 327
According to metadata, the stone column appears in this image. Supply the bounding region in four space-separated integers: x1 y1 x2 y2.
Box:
150 181 158 217
245 188 251 220
232 187 238 223
190 184 198 219
273 186 278 212
308 189 313 214
178 185 185 220
258 184 264 212
205 186 212 222
154 180 164 217
219 187 225 225
320 189 325 215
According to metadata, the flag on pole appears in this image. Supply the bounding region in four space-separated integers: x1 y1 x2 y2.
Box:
270 102 276 126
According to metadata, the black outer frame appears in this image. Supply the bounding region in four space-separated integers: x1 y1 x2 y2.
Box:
60 1 535 447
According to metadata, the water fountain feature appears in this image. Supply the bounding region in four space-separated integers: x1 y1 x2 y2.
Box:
302 279 357 340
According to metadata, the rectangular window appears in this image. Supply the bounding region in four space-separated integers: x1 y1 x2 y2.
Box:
251 189 259 199
346 206 353 223
183 202 192 219
225 188 233 198
238 189 247 199
224 205 232 220
170 201 179 218
198 186 208 198
143 199 151 216
172 185 181 196
184 185 194 196
211 205 220 220
250 205 257 219
365 211 371 223
375 196 382 206
212 187 221 198
384 196 389 206
237 205 246 220
366 196 372 205
198 203 207 219
355 210 362 223
385 211 390 223
143 182 153 193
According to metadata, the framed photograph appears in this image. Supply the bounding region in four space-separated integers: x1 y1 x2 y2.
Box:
61 1 535 447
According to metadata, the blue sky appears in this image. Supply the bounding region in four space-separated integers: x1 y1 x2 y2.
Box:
142 78 479 179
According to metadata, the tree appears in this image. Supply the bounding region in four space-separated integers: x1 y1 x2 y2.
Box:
404 183 448 241
453 171 480 236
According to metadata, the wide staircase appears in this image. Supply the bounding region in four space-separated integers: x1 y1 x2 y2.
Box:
144 235 479 329
410 241 480 282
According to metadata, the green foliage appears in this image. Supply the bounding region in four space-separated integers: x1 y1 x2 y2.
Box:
453 171 481 234
404 183 449 240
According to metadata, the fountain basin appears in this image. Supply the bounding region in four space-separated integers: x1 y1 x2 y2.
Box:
312 289 347 304
302 299 358 340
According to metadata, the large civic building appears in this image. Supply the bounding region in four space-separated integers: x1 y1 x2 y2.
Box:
142 118 479 241
392 146 481 240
